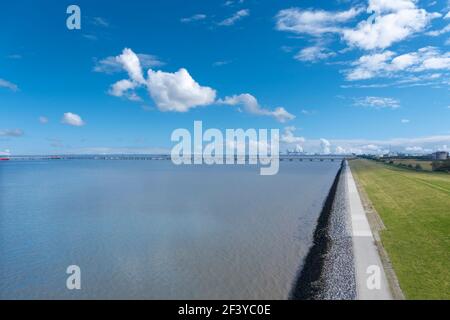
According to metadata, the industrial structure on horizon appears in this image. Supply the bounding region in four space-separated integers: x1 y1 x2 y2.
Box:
431 151 449 161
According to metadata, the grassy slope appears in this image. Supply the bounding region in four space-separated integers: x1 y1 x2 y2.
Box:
350 159 450 300
391 159 433 171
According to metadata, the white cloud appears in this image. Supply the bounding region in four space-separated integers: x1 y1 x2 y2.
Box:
342 0 441 50
295 144 304 153
296 135 450 155
354 96 400 109
335 146 346 154
94 53 163 74
300 109 316 115
39 116 49 124
219 94 295 123
83 34 98 41
405 146 425 152
320 138 331 154
346 47 450 80
347 51 395 80
0 78 18 91
275 7 362 36
276 0 441 60
281 126 305 143
218 9 250 26
116 48 146 84
102 48 294 121
146 68 217 112
92 17 109 27
426 24 450 36
104 49 216 112
401 119 410 123
317 143 388 155
181 14 207 23
109 79 140 100
0 129 24 137
326 135 450 154
295 46 336 62
62 112 85 127
224 0 244 7
367 0 417 13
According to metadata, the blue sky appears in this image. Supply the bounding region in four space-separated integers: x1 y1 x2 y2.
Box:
1 0 449 155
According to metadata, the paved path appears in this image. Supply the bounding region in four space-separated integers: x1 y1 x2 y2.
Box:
344 161 392 300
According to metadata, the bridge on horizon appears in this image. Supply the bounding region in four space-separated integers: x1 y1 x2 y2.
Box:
5 154 356 162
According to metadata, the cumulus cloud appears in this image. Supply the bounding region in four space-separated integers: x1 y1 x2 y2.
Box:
342 0 440 50
346 47 450 80
281 126 305 143
275 0 440 49
295 46 336 62
181 14 207 23
346 51 395 80
146 68 217 112
116 48 146 84
275 7 362 36
219 94 295 123
108 79 140 100
295 144 304 153
354 96 400 109
0 129 24 137
106 49 217 109
218 9 249 26
0 78 18 91
94 53 163 74
104 48 216 111
320 138 331 154
62 112 85 127
102 48 294 121
275 0 442 73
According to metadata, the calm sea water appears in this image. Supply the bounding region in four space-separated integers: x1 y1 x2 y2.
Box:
0 160 340 299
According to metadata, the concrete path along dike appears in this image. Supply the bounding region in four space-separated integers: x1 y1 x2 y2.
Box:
344 161 392 300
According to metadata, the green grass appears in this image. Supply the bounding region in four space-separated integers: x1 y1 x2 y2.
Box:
389 159 433 171
350 159 450 300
